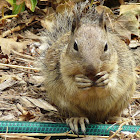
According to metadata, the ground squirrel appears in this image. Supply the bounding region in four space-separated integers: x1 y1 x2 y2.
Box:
41 2 136 133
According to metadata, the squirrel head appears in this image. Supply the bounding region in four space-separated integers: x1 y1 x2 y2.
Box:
60 14 118 80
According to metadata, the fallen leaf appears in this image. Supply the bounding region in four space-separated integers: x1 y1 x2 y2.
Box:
96 5 114 16
40 11 55 31
0 114 16 121
0 78 18 91
0 75 10 83
0 37 28 55
129 40 140 48
0 74 26 91
25 97 57 111
120 5 140 15
29 76 45 86
0 0 10 10
114 12 139 38
96 5 139 44
16 0 25 5
19 97 35 108
17 103 36 121
16 0 37 12
56 1 75 13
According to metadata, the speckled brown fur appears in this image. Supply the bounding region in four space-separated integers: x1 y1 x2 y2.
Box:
42 3 136 125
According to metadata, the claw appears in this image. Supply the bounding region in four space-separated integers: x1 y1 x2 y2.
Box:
66 118 75 132
74 118 79 134
95 71 109 87
79 118 89 135
75 74 93 90
66 117 89 134
95 73 109 84
96 71 107 77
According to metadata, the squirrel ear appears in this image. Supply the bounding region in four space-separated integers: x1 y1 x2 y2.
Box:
99 11 107 31
72 16 80 33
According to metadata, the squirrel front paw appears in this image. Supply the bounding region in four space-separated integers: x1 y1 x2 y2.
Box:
95 71 109 87
75 72 109 89
75 74 93 90
66 117 89 134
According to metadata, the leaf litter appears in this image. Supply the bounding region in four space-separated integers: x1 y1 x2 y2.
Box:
0 0 140 139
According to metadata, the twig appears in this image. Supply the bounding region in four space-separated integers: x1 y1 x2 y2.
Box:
132 96 140 99
0 133 109 138
2 24 26 37
132 111 140 118
106 13 114 31
4 126 8 140
107 119 131 140
127 3 140 5
0 15 18 22
132 91 140 99
0 63 40 71
11 50 35 60
135 91 140 94
12 57 34 63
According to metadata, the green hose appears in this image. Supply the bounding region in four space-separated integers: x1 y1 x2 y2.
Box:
0 121 139 136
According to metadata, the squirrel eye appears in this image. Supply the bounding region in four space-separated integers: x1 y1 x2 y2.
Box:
104 43 108 52
74 41 78 51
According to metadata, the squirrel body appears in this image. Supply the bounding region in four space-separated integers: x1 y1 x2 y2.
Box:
42 3 136 127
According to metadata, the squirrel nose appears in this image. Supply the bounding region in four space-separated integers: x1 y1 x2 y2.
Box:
85 60 102 75
85 65 99 76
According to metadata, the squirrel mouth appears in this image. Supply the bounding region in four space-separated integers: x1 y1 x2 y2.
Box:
85 66 100 82
86 73 99 83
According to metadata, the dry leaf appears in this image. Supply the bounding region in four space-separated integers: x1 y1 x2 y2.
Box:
40 2 74 30
40 12 55 31
0 114 16 121
0 0 10 10
120 5 140 15
96 5 139 44
24 0 33 11
19 97 35 108
96 5 114 16
115 12 139 38
29 76 45 86
16 0 33 11
0 37 28 55
25 31 42 41
17 103 36 121
0 75 11 83
0 74 26 91
56 1 75 13
25 97 57 111
129 40 140 48
19 111 35 121
16 0 25 5
0 78 18 91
